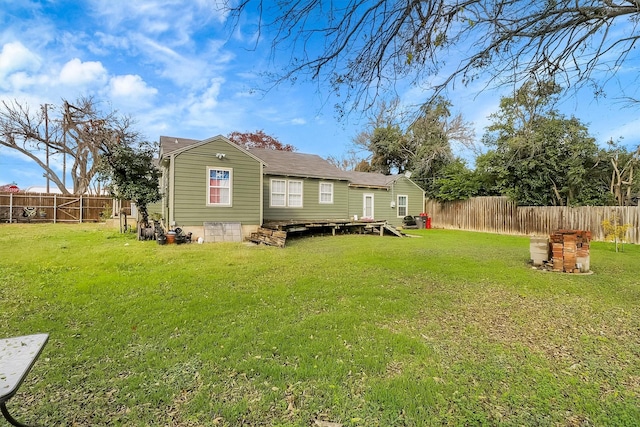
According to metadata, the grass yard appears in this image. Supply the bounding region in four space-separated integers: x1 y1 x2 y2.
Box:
0 224 639 426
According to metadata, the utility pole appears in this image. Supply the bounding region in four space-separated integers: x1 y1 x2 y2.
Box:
43 103 50 193
63 101 68 190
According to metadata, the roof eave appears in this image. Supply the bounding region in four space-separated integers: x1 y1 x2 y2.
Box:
348 183 389 190
265 172 350 181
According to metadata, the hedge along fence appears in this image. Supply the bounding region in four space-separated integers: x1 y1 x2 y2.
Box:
424 196 640 244
0 192 130 223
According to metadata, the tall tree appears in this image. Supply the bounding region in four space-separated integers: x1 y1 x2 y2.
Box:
482 80 607 206
228 130 295 151
222 1 640 114
0 97 138 195
432 159 482 202
348 98 405 170
353 97 471 169
405 99 461 176
354 97 473 197
369 124 407 174
326 148 366 171
604 139 640 206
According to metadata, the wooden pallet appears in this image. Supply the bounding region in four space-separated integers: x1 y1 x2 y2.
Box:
250 227 287 248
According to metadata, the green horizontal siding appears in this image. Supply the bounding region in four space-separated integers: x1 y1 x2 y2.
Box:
172 141 262 226
165 141 424 229
393 178 426 221
263 175 350 221
347 178 424 227
347 187 391 223
146 200 162 217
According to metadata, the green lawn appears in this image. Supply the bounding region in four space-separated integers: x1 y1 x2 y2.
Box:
1 224 638 426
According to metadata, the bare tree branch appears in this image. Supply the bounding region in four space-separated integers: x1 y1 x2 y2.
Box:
0 97 141 194
221 0 640 115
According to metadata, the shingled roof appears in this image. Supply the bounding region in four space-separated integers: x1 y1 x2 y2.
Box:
159 136 200 157
247 148 349 181
158 135 413 189
341 171 404 188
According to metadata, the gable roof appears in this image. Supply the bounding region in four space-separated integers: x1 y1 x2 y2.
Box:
247 148 349 181
159 134 422 190
159 136 200 157
159 135 264 164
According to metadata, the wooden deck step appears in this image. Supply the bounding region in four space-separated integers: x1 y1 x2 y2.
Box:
382 223 404 237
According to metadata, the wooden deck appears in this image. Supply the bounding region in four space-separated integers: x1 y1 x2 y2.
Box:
250 219 405 247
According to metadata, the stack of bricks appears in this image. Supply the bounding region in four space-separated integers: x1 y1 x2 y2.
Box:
550 230 591 273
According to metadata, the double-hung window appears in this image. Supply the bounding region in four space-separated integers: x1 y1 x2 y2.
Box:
208 168 232 206
397 195 408 217
288 180 303 207
270 179 303 208
271 179 287 207
319 182 333 204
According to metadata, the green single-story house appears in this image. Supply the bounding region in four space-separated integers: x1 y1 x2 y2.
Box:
154 135 425 242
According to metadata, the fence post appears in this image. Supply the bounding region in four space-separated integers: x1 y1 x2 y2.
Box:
80 195 83 223
53 194 57 223
9 193 13 223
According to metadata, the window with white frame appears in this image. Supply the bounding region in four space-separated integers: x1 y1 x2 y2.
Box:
319 182 333 204
270 179 287 207
270 179 303 208
397 195 408 217
288 180 303 207
208 168 232 206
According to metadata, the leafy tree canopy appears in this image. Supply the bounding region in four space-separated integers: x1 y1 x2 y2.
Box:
350 97 473 198
481 80 609 206
228 130 295 151
97 139 161 227
432 159 482 202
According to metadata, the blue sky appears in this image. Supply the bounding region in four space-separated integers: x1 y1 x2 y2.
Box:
1 0 639 190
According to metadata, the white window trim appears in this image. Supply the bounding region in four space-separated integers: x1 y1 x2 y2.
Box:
397 195 408 218
363 193 374 219
287 180 304 208
270 179 287 207
207 167 233 207
319 182 334 204
270 179 304 208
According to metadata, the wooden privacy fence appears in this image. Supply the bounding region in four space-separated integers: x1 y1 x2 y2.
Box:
424 196 640 244
0 192 121 223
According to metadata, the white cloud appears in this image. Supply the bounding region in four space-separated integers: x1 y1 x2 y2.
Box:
88 0 228 44
5 72 53 91
109 74 158 99
88 32 131 55
0 42 41 77
290 118 306 125
59 58 108 86
188 77 224 113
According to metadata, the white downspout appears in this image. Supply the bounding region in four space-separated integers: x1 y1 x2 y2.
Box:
169 153 176 226
259 162 264 225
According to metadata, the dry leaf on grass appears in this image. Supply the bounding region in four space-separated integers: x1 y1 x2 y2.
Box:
314 420 343 427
